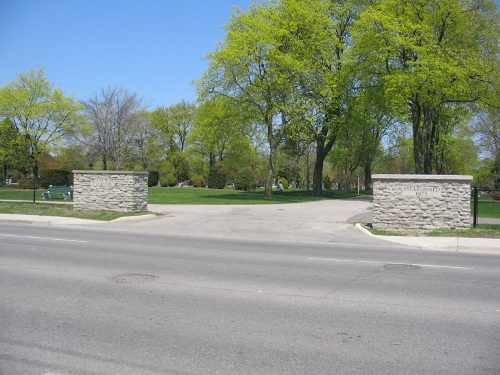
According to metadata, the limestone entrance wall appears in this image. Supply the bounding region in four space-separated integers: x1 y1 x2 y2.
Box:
372 174 472 230
73 170 148 212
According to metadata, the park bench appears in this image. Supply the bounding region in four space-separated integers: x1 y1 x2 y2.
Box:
42 185 73 200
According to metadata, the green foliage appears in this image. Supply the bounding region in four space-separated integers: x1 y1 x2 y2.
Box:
160 173 177 187
191 174 206 188
59 147 87 171
353 0 500 173
16 179 41 189
190 96 257 178
0 68 83 173
234 167 257 191
493 170 500 190
322 175 331 190
198 1 306 198
39 169 72 188
148 171 160 187
168 151 190 183
471 159 495 189
279 177 288 190
206 171 227 189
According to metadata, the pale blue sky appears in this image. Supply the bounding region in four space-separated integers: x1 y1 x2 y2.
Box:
0 0 253 109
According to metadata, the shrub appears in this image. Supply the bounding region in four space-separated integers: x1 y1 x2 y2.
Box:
491 190 500 201
40 169 72 188
160 173 177 187
191 174 206 188
148 171 160 187
16 178 42 189
279 177 289 190
323 175 332 190
235 168 257 191
207 171 226 189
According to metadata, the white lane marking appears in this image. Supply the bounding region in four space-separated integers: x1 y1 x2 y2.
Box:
0 233 88 243
410 263 473 270
307 258 473 270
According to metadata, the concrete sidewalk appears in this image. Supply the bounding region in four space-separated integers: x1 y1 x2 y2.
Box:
0 199 499 254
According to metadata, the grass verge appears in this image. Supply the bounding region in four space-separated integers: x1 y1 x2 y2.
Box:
0 201 150 221
365 224 500 239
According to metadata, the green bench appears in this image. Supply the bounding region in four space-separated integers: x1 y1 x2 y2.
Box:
42 185 73 200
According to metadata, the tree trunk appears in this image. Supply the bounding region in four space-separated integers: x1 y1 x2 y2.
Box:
364 164 372 191
312 152 325 196
411 98 425 174
265 144 277 199
312 127 337 196
2 163 7 181
209 152 216 171
411 97 440 174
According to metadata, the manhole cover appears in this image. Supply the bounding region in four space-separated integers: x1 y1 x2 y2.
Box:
383 264 420 271
113 274 158 283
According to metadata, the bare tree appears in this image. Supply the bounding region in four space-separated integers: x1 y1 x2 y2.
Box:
473 109 500 167
83 87 144 170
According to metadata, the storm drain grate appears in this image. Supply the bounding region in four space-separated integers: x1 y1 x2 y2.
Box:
383 264 421 271
113 274 158 283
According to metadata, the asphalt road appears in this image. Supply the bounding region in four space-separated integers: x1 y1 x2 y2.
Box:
1 222 499 375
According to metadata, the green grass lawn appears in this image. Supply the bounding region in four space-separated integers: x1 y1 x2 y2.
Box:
475 200 500 219
0 185 366 204
368 225 500 239
0 201 146 221
147 187 366 204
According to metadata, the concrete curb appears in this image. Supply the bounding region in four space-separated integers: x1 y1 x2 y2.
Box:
355 223 500 255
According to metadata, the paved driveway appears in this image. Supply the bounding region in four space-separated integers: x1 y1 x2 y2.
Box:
129 198 375 245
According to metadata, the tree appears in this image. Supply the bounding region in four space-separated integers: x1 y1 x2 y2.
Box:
82 87 144 170
262 0 367 195
354 0 500 174
0 118 27 178
165 100 196 152
473 108 500 170
190 96 255 175
0 68 83 178
198 2 297 199
379 131 415 174
133 111 164 170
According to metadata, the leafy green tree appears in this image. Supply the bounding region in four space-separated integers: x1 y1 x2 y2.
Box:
164 99 196 153
0 68 83 177
190 96 254 174
432 110 478 175
0 118 28 178
59 146 88 171
378 133 415 174
150 101 196 181
275 0 367 195
134 111 164 170
234 167 257 191
354 0 499 174
198 2 298 199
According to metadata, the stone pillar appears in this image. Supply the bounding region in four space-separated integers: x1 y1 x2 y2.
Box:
372 174 472 230
73 170 148 212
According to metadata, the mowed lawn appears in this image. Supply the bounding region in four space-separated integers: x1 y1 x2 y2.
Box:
0 185 366 205
147 187 365 204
